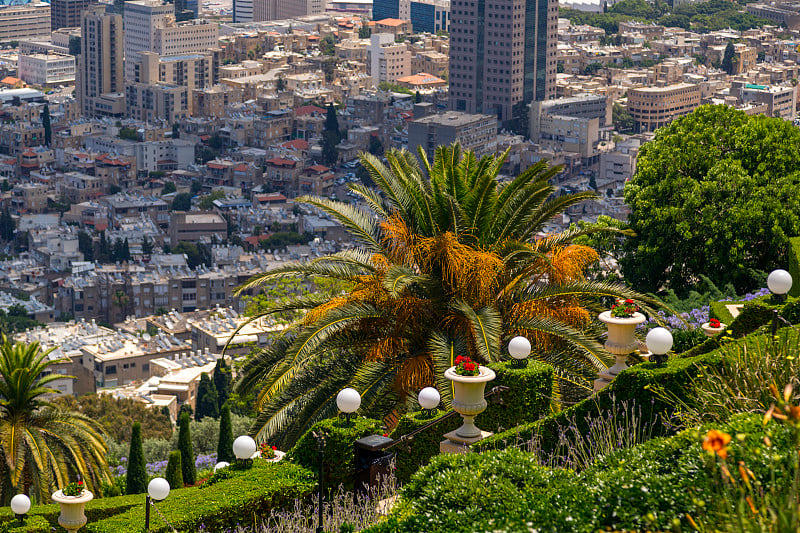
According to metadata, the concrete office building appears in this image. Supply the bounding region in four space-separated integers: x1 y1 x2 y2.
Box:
373 0 450 34
529 94 610 160
627 83 701 133
0 3 51 42
123 0 218 82
408 111 498 160
252 0 323 21
125 82 189 124
18 52 76 85
449 0 557 126
51 0 95 30
233 0 253 22
79 4 124 118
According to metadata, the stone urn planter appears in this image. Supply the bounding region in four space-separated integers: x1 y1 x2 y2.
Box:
51 490 93 533
701 321 726 337
445 365 496 438
598 310 646 377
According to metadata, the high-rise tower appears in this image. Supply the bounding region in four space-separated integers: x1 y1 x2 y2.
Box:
448 0 557 127
79 4 123 117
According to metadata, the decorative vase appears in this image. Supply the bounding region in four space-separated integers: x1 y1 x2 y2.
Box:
445 365 496 438
598 311 646 377
51 490 93 533
701 322 726 337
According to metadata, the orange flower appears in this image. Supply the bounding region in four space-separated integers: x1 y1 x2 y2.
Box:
702 429 732 459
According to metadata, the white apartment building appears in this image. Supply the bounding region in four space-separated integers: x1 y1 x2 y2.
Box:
18 52 76 86
368 33 411 85
123 0 218 82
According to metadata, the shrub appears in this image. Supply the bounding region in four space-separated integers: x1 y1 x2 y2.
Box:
0 516 50 533
165 450 183 490
369 413 797 532
217 404 234 463
178 412 196 486
789 236 800 298
286 417 382 493
126 422 147 494
87 461 315 533
389 361 553 483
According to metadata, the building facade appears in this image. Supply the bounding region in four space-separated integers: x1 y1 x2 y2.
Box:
79 5 124 118
51 0 95 30
627 83 701 133
0 3 51 42
448 0 557 126
408 111 498 160
18 52 76 86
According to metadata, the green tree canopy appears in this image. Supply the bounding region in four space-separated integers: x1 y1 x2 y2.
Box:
126 422 147 494
721 41 735 75
177 412 196 485
195 372 219 420
622 105 800 294
171 192 193 211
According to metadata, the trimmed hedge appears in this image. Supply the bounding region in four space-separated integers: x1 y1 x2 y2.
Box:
286 416 383 492
788 236 800 298
389 361 553 483
368 413 796 532
0 516 51 533
87 461 314 532
0 494 144 530
474 329 795 454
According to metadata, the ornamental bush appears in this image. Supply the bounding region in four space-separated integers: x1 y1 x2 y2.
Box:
286 416 382 493
368 413 797 532
217 404 234 463
165 450 183 490
177 412 196 486
125 422 147 495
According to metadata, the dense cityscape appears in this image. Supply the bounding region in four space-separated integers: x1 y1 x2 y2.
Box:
0 0 798 530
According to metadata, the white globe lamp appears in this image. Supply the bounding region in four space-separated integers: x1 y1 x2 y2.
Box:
418 387 440 413
147 478 170 501
508 336 531 367
10 494 30 518
768 269 793 296
214 461 230 472
233 435 257 461
646 327 673 365
336 388 361 425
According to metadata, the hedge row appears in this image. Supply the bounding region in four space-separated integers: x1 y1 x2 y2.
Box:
0 516 51 533
368 412 795 532
86 460 314 532
475 329 799 454
285 416 383 493
788 236 800 298
389 361 553 483
0 494 143 530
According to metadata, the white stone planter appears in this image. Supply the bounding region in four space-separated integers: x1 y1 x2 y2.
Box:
51 490 93 533
598 311 646 376
445 365 496 438
701 322 726 337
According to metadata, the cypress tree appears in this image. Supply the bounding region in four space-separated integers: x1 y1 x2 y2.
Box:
41 104 51 146
195 372 219 421
216 404 234 463
178 412 196 485
165 450 184 489
212 358 230 409
126 422 147 494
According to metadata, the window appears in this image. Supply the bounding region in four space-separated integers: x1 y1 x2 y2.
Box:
106 365 117 375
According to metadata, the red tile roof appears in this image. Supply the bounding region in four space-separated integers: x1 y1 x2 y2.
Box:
306 164 330 173
266 157 296 167
279 139 309 150
376 18 407 26
294 105 326 117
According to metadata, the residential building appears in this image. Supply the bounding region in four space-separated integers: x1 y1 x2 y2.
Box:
17 52 76 86
169 211 227 246
368 33 411 85
123 0 218 82
0 3 51 42
408 111 498 160
374 18 413 36
51 0 95 30
233 0 253 22
125 83 189 124
412 50 449 79
79 5 124 118
732 81 797 120
627 83 702 133
448 0 558 126
529 94 610 160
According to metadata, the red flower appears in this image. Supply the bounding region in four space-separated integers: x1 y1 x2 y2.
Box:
383 433 388 437
625 299 634 304
709 319 721 328
464 362 476 372
78 481 83 485
455 356 464 364
271 445 277 450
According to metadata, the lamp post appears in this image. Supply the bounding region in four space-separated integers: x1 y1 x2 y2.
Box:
508 336 531 368
233 435 257 467
646 327 673 366
311 430 326 533
145 477 170 532
10 494 30 526
336 388 361 426
768 269 793 337
418 386 440 418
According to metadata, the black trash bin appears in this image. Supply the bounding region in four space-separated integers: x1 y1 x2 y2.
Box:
354 434 394 496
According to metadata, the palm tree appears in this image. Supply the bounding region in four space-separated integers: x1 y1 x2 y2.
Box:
0 338 112 503
233 144 660 448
